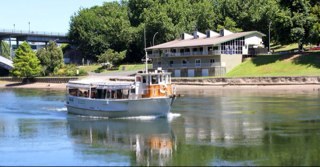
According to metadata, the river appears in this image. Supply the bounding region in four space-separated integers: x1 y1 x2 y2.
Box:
0 88 319 166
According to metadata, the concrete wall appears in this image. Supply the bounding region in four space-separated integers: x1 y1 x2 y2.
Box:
220 54 242 72
0 77 78 83
245 34 263 45
172 76 320 85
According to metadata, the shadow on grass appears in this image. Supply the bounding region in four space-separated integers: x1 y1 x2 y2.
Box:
250 54 282 66
292 52 320 68
94 67 119 73
250 52 319 67
94 67 106 73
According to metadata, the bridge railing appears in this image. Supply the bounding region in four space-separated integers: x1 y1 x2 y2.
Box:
0 28 68 36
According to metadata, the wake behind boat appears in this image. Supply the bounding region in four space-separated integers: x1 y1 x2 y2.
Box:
66 69 177 118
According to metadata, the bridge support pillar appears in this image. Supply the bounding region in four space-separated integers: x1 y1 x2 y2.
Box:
9 36 12 59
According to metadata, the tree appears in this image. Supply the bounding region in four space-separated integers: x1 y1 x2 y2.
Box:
11 42 42 78
36 41 64 76
0 41 11 59
276 0 314 50
309 3 320 45
97 49 126 67
69 2 133 61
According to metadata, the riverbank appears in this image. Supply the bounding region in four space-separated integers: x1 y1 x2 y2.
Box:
1 81 320 91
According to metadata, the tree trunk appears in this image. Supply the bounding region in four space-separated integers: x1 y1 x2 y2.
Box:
298 42 303 52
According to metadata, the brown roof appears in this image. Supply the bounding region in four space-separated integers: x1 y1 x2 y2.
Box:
146 31 265 50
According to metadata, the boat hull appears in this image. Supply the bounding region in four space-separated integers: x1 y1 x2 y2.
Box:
66 96 173 118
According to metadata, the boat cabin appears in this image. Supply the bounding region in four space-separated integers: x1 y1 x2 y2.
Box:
67 69 175 100
135 70 174 98
67 82 136 100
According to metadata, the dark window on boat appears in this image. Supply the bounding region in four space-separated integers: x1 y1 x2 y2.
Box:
69 88 78 96
90 88 97 99
97 89 106 99
142 76 147 83
131 88 136 94
151 75 158 84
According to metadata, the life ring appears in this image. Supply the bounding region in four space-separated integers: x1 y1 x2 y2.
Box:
160 84 167 94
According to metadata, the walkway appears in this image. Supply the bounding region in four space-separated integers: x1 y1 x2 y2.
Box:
0 55 13 70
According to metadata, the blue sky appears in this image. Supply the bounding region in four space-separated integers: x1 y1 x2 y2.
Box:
0 0 110 33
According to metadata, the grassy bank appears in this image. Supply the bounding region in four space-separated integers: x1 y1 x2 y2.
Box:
79 64 149 74
226 52 320 77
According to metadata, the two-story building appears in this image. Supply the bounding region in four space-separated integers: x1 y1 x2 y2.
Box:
146 29 266 77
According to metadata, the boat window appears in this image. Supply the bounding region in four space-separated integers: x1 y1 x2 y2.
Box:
131 88 136 94
142 76 147 83
70 88 90 98
69 88 78 96
90 88 97 99
122 89 129 99
97 89 106 99
136 76 141 82
151 75 158 84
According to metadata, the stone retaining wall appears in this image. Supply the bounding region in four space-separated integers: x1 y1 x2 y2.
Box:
172 76 320 85
0 77 78 83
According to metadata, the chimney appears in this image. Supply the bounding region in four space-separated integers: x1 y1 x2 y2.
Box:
181 33 193 40
219 29 233 36
193 31 206 39
206 30 220 38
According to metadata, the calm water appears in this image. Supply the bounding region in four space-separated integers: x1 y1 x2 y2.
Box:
0 88 320 166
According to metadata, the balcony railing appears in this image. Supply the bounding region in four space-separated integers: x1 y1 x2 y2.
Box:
148 50 221 58
153 62 225 69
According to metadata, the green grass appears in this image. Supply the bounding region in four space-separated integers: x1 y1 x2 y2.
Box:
272 43 298 52
78 64 101 73
271 43 317 53
118 64 150 71
226 52 320 77
79 63 149 74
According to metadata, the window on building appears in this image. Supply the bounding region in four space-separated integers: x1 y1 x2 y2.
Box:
210 59 215 63
169 60 173 67
220 37 245 55
182 59 187 67
195 59 201 67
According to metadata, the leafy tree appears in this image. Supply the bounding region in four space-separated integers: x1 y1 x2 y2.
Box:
97 49 126 67
0 41 11 59
36 41 64 76
309 3 320 45
69 2 133 61
11 42 42 78
277 0 315 50
217 17 242 32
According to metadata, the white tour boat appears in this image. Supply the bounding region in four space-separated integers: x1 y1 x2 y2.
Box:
65 68 177 118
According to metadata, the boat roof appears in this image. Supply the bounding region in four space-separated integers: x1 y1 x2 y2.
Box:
67 80 134 90
136 71 172 76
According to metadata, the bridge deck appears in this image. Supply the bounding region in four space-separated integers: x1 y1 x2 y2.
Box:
0 56 13 70
0 29 69 43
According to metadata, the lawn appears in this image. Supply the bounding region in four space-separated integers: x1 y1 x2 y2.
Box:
226 52 320 77
79 63 150 74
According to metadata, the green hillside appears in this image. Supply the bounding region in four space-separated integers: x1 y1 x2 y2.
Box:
226 52 320 77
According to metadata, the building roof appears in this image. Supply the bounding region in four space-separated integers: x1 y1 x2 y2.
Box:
146 31 265 50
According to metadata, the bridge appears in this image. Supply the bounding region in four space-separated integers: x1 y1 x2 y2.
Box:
0 55 13 70
0 28 69 44
0 55 13 75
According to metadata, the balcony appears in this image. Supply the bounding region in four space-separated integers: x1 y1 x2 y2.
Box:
153 62 225 69
148 50 221 58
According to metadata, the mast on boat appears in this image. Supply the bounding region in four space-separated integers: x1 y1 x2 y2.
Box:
144 28 148 74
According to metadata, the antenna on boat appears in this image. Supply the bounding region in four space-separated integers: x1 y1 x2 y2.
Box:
144 27 148 74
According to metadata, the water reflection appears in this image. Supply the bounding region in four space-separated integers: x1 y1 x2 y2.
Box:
67 117 176 166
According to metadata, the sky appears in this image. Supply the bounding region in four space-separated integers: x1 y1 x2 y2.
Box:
0 0 111 33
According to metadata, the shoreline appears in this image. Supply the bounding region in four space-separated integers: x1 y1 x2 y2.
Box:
1 81 320 91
